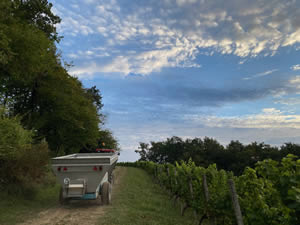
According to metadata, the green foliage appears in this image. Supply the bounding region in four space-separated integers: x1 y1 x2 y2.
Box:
124 155 299 225
97 129 119 150
136 136 300 175
0 110 49 191
34 73 101 155
85 85 104 113
79 129 120 153
0 0 115 156
255 155 300 223
0 111 32 159
12 0 61 42
236 168 290 225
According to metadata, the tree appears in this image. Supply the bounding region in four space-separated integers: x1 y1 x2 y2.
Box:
97 129 119 150
85 86 104 112
280 143 300 157
12 0 61 41
135 143 150 161
80 129 120 153
0 0 115 156
135 136 299 175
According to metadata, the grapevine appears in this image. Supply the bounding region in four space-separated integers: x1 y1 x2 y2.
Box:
119 154 299 225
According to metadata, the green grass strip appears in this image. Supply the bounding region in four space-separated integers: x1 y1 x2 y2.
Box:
98 167 196 225
0 183 60 225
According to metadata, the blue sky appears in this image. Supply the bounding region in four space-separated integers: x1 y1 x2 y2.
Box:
50 0 300 161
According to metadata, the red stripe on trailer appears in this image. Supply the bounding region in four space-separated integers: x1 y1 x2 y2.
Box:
95 149 115 152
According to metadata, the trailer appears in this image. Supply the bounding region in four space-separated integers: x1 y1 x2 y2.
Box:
51 152 118 205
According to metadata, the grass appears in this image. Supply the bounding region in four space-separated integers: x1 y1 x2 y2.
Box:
98 167 197 225
0 174 60 225
0 167 200 225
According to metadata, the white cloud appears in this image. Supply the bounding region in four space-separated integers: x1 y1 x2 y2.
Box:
186 108 300 129
53 5 95 36
101 56 131 74
291 64 300 71
176 0 197 6
262 108 282 114
70 48 201 77
243 69 278 80
288 75 300 90
275 97 300 105
69 62 99 78
67 53 78 59
66 48 110 60
85 50 94 56
271 75 300 100
54 0 300 75
69 57 131 78
289 76 300 84
283 28 300 46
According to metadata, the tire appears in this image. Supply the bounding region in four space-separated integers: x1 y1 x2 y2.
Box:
101 182 111 205
109 173 115 185
59 187 69 205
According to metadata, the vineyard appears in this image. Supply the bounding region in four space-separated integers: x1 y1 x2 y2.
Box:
119 154 300 225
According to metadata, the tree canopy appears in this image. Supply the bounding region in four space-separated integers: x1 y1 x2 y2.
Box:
135 136 300 175
0 0 118 156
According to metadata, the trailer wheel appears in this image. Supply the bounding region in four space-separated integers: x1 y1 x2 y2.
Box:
101 182 111 205
109 173 115 185
59 187 69 205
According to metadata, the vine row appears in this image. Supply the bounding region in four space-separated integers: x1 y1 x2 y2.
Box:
119 154 299 225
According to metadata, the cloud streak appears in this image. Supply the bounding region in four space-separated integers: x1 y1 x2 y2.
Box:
243 69 278 80
186 108 300 129
291 64 300 71
53 0 300 75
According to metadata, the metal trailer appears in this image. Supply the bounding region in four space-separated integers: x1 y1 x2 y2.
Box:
51 152 118 205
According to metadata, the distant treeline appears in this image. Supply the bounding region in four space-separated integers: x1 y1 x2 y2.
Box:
0 0 117 191
135 136 300 175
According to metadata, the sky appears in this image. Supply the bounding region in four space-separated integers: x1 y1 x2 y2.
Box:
50 0 300 161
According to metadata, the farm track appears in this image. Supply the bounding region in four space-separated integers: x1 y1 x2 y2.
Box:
19 167 125 225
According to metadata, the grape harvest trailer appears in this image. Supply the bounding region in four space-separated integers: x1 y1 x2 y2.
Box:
51 152 118 205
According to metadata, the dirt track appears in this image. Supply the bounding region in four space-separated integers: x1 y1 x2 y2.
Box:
20 167 125 225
